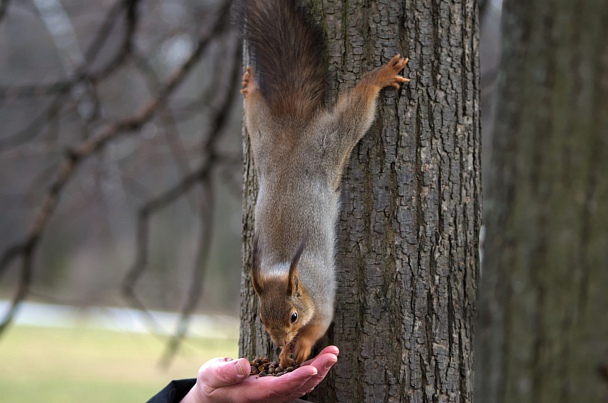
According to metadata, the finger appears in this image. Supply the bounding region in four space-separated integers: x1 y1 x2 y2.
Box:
298 352 338 394
302 345 340 365
199 357 249 389
318 345 340 357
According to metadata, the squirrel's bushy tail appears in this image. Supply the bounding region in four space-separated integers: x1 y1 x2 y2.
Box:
235 0 326 123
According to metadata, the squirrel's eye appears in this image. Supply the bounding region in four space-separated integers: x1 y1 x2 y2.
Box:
290 312 298 323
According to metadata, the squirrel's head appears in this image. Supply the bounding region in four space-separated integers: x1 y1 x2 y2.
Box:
251 238 314 348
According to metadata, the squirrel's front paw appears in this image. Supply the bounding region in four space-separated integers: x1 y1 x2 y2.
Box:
279 345 295 369
241 66 257 95
294 345 313 365
368 54 410 89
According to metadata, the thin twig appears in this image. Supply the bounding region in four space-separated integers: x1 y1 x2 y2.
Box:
84 0 134 70
91 0 139 81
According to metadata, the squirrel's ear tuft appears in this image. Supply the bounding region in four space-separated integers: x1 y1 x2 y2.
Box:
251 236 264 295
287 239 306 296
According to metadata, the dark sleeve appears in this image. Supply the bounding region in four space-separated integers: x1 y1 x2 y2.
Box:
147 379 197 403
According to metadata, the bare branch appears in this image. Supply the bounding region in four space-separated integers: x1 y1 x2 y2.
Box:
82 0 127 63
92 0 139 80
0 238 36 334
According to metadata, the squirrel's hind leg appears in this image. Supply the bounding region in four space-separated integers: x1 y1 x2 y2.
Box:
242 64 279 175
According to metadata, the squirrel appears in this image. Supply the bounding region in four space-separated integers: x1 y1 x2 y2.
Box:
236 0 409 368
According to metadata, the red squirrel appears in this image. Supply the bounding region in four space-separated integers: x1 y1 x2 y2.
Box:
237 0 409 368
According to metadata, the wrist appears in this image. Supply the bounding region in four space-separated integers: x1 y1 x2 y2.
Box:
179 383 202 403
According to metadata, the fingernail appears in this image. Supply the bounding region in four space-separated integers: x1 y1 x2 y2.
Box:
235 359 245 376
325 358 337 370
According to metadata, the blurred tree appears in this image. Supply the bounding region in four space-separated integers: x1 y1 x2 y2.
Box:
475 0 608 401
239 0 481 400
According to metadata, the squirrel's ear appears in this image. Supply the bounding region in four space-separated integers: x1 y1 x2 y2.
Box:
251 236 264 295
287 239 306 296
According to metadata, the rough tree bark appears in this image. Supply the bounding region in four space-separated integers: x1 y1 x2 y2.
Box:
240 0 481 401
475 1 608 402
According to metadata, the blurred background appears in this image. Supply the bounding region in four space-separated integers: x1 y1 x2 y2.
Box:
0 0 501 401
0 0 243 400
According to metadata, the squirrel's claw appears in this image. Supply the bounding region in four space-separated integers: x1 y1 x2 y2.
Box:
367 54 411 90
241 66 255 95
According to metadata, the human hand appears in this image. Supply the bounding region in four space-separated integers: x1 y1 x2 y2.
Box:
180 346 339 403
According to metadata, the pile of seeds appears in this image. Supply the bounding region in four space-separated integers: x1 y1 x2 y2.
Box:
249 357 301 377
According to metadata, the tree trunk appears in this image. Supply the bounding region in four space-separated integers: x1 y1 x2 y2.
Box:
240 0 481 401
475 1 608 402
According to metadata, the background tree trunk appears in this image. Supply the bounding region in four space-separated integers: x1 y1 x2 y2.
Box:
475 1 608 402
240 0 481 401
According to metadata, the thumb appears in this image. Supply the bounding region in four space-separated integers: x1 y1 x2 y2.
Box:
198 357 249 389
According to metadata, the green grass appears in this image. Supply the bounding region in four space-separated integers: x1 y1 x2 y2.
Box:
0 325 238 402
